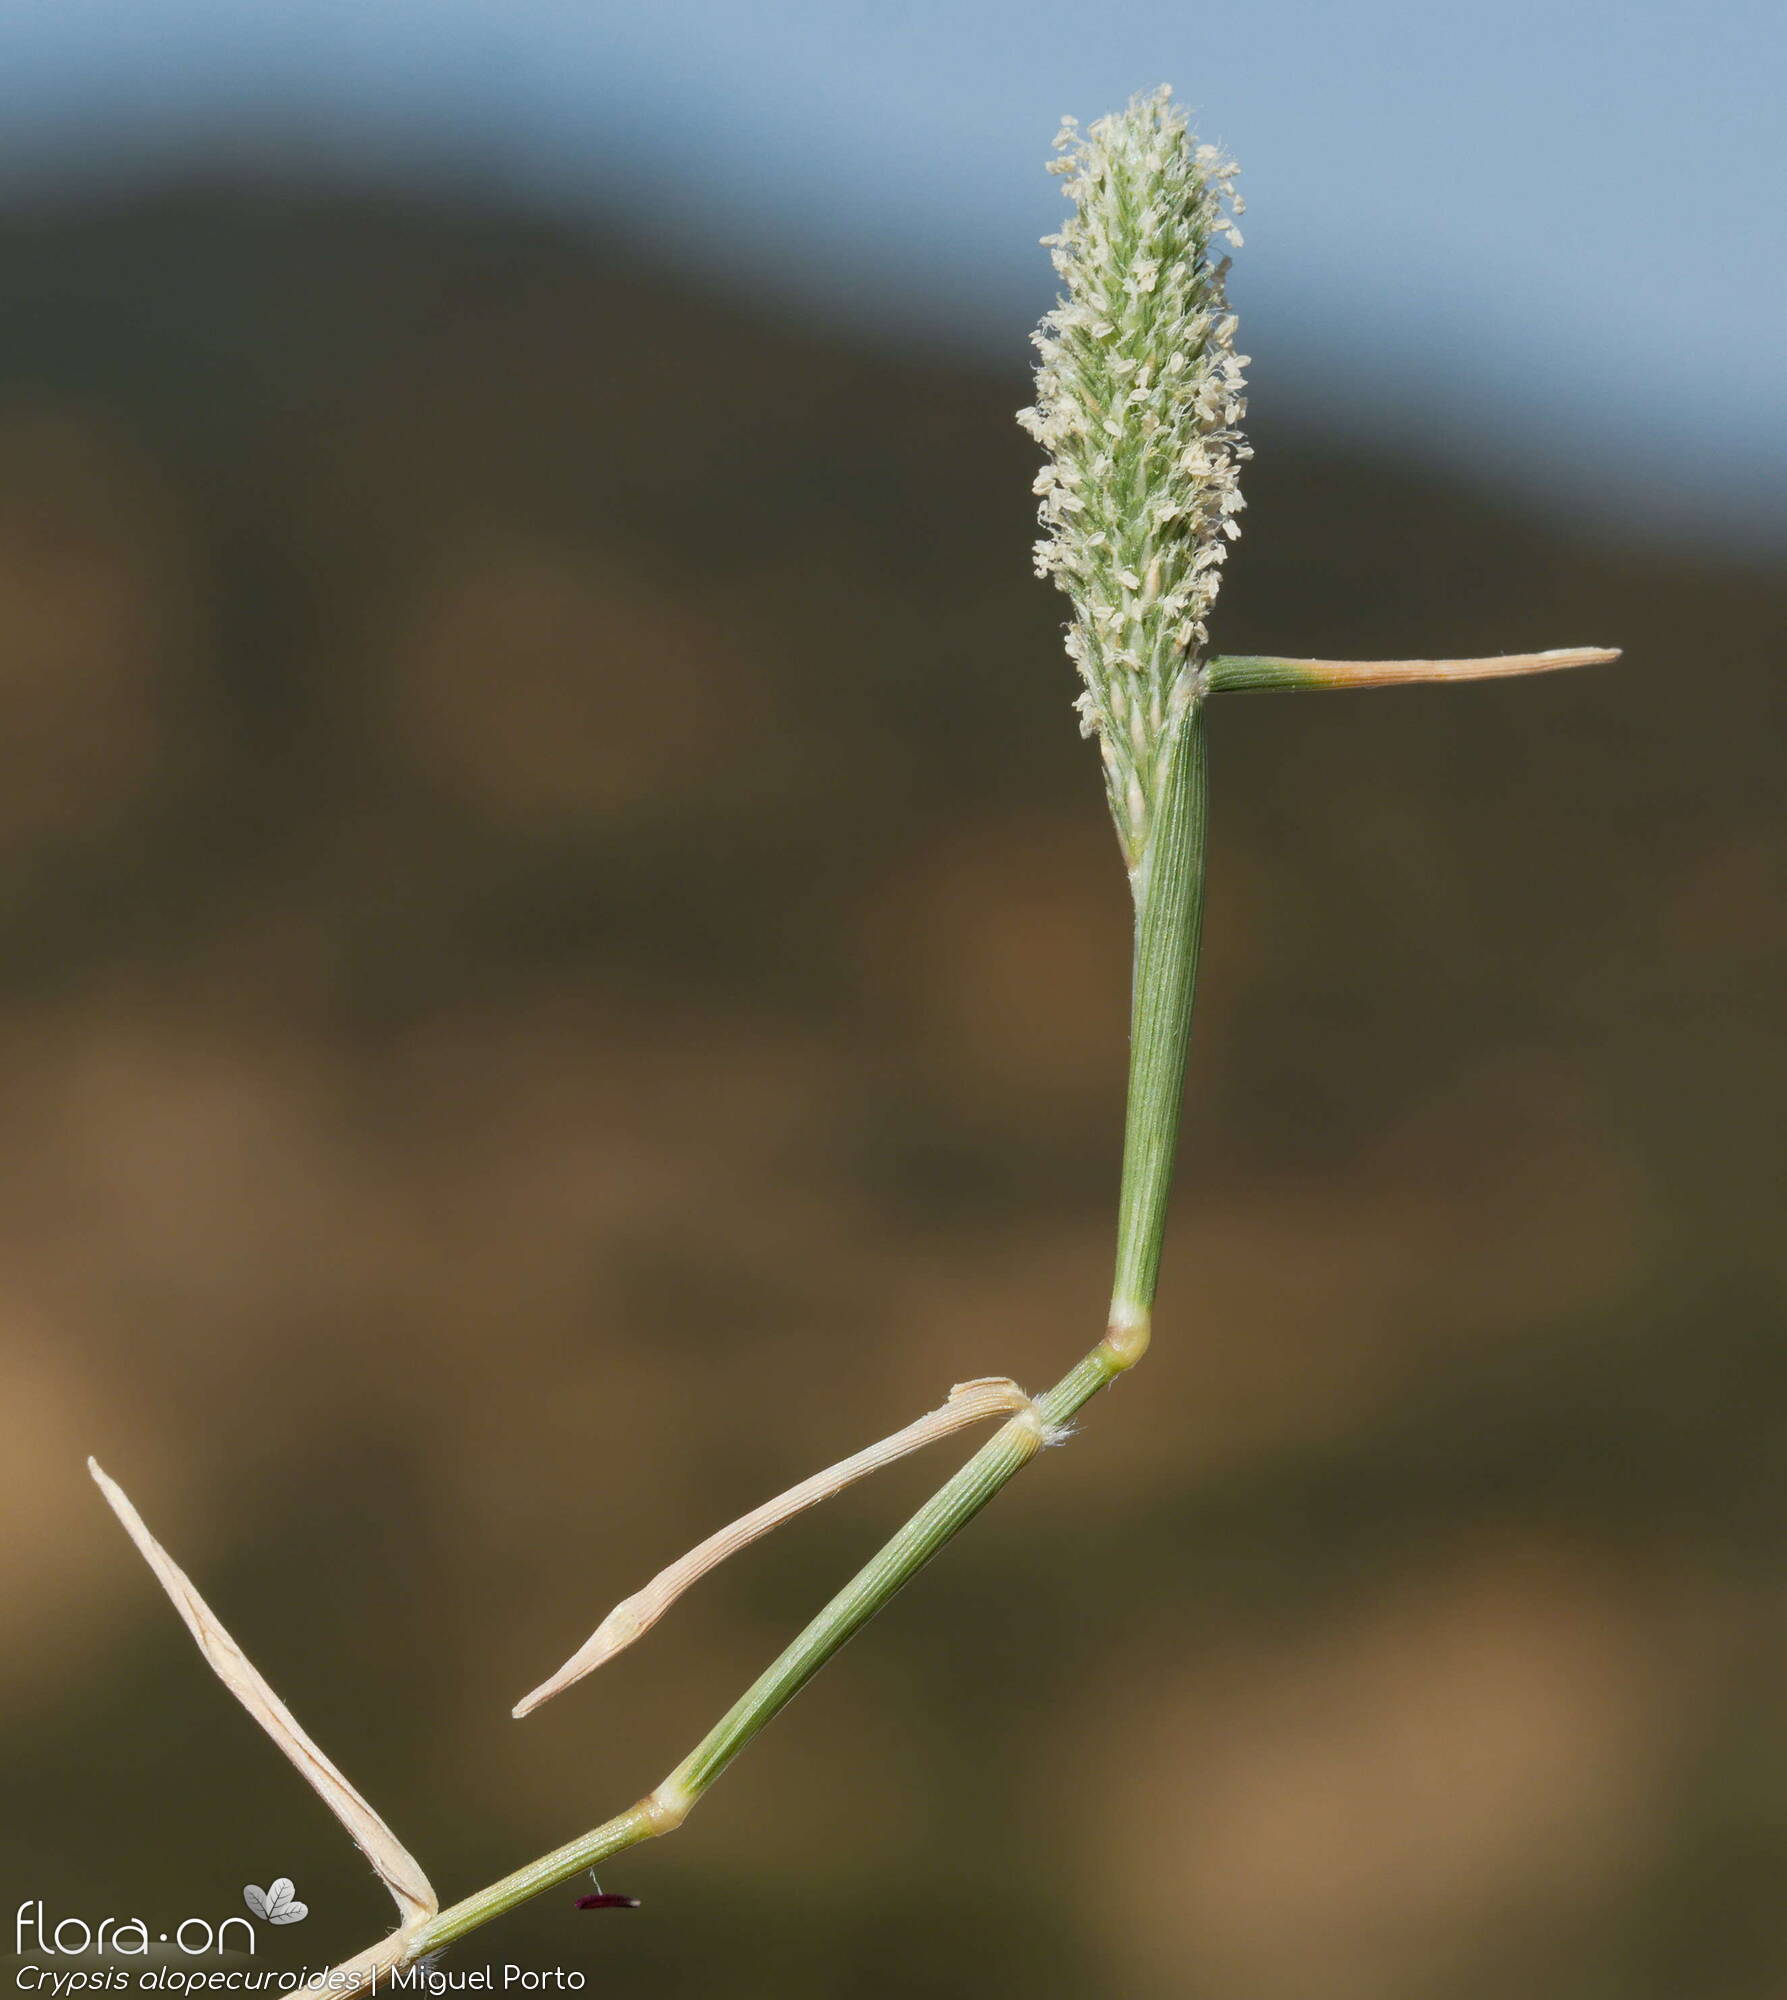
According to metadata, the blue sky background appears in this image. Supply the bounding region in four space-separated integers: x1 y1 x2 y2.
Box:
0 0 1781 549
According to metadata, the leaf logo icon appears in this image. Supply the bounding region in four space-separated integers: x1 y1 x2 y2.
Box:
243 1879 309 1925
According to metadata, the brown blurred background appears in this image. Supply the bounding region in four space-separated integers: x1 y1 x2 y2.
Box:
0 170 1785 2000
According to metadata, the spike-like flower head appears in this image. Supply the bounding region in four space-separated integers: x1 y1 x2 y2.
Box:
1020 88 1249 865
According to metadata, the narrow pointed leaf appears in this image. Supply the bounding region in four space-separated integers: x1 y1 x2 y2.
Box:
90 1459 436 1927
1208 646 1620 693
513 1377 1036 1716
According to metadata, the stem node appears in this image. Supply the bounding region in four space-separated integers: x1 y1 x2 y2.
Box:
640 1784 692 1835
1101 1305 1153 1372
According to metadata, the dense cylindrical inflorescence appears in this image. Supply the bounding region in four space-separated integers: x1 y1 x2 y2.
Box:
1019 87 1248 868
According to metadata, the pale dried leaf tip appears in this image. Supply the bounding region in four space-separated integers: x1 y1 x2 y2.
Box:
88 1458 436 1926
514 1376 1038 1717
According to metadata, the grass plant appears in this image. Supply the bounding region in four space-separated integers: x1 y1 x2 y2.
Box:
91 88 1618 1992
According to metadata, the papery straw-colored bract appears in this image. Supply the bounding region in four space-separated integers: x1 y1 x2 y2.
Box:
1020 86 1247 868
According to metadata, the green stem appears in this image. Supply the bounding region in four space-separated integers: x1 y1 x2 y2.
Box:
338 706 1212 1986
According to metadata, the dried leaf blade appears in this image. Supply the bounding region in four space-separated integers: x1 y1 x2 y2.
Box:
89 1458 436 1926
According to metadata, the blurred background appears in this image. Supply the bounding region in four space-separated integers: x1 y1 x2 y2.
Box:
0 3 1783 1996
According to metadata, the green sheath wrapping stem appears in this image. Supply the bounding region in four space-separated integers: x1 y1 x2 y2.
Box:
1110 706 1209 1320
